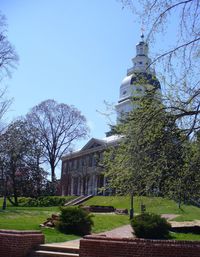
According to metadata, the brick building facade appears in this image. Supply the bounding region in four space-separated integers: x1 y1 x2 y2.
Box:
61 135 121 196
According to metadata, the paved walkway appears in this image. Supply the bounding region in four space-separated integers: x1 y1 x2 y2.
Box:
97 224 134 238
51 224 134 248
49 238 80 248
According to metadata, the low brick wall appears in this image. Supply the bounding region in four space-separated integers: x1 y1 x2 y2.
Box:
0 229 44 257
82 205 115 213
79 235 200 257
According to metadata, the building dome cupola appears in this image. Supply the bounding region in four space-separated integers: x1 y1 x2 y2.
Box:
136 33 148 56
130 34 154 75
115 35 161 122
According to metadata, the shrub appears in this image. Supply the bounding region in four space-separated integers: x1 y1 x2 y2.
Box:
18 197 32 205
57 206 94 236
19 196 75 207
131 213 171 239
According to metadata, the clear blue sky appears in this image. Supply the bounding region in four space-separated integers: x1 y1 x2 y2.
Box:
1 1 141 140
0 1 177 177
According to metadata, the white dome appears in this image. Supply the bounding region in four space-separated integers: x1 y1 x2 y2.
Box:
119 75 132 101
121 74 132 88
115 36 160 122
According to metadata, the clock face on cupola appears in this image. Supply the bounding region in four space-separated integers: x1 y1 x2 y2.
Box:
115 34 161 122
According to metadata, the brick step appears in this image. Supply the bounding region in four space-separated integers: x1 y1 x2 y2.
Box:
33 250 79 257
38 245 79 254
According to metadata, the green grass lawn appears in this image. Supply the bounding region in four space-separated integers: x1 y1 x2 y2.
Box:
171 232 200 241
0 196 200 242
83 196 200 221
92 214 129 233
0 198 130 243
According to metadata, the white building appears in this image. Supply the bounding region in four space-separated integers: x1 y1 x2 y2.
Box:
116 34 160 121
60 35 161 196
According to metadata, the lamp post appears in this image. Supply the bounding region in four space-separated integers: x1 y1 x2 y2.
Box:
130 191 134 220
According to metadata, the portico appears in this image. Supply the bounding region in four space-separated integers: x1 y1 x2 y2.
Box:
61 136 121 196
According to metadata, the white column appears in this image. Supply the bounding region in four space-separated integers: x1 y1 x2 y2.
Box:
71 177 74 195
92 175 97 195
78 177 81 195
79 177 81 195
77 177 79 195
62 185 65 196
80 177 83 195
88 176 91 195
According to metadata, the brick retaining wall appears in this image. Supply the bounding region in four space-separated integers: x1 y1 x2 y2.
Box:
0 229 44 257
79 235 200 257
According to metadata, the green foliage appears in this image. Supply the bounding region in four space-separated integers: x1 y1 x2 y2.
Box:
131 213 171 239
180 136 200 204
104 92 187 204
57 206 94 236
18 196 75 207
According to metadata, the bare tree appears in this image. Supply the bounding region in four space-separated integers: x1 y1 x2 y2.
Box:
119 0 200 136
0 12 18 130
0 12 18 80
26 99 89 182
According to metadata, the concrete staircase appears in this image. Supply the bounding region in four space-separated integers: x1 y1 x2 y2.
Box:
32 244 79 257
64 195 93 206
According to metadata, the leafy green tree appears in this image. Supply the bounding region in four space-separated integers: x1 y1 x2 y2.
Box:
104 91 185 211
179 134 200 205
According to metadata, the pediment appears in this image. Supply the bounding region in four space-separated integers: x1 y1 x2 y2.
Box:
81 138 104 151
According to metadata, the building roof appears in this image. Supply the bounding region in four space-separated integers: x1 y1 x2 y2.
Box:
61 134 123 161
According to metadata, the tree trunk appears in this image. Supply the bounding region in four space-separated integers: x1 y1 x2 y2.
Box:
2 177 7 210
51 163 56 182
12 177 18 206
2 195 6 210
50 162 57 195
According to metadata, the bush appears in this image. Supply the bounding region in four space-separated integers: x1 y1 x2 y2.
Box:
131 213 171 239
57 206 94 236
18 196 75 207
